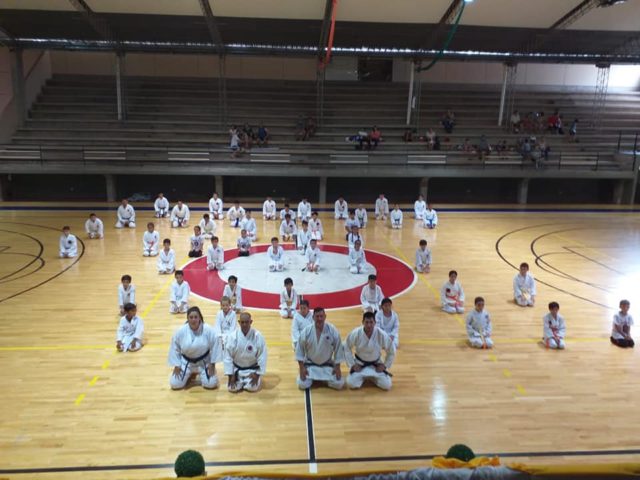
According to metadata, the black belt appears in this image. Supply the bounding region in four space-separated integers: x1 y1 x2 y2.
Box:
353 354 392 376
181 350 210 380
232 362 259 380
304 360 334 368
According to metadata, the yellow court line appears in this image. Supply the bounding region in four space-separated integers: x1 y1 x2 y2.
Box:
516 384 527 395
74 394 85 406
89 375 99 386
503 369 512 378
101 360 110 369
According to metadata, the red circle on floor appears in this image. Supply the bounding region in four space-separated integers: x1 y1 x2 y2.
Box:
182 244 416 310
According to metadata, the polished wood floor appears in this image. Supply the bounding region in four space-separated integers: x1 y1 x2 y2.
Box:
1 203 639 479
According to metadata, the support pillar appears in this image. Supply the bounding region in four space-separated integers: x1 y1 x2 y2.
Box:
613 180 625 205
105 174 117 202
517 178 529 205
419 177 429 200
316 68 326 127
10 48 26 123
0 175 5 202
405 61 415 126
498 62 517 127
214 175 224 198
319 176 327 204
115 53 125 121
218 55 227 125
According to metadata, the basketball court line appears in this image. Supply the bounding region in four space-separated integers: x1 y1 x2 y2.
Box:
3 447 640 475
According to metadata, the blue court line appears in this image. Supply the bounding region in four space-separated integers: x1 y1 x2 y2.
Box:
1 206 639 213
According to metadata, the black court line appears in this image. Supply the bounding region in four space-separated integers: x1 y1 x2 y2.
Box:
0 228 45 282
304 388 317 462
495 223 614 310
564 246 628 276
0 221 85 304
3 448 640 474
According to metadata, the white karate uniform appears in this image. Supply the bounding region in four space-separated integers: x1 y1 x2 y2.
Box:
375 198 389 219
280 288 299 317
59 233 78 258
224 328 267 392
375 310 400 347
168 323 221 389
157 248 176 274
118 284 136 308
214 309 238 341
305 246 321 270
240 217 257 241
291 310 313 350
347 232 364 251
296 228 312 253
466 308 494 348
345 217 361 231
117 315 144 351
84 218 104 239
344 326 395 390
171 204 190 228
349 248 367 274
390 209 403 228
414 200 427 220
424 208 438 229
611 313 634 340
441 280 465 313
206 245 224 271
237 236 251 253
227 206 246 227
309 218 324 240
334 200 348 219
222 284 243 311
209 197 224 220
355 208 368 228
543 312 566 349
514 272 537 306
190 234 204 255
297 201 312 221
279 209 296 221
154 197 170 217
279 219 297 241
199 219 216 239
295 322 345 390
262 199 277 220
116 204 136 228
415 247 432 273
361 284 384 312
143 230 160 256
169 279 190 314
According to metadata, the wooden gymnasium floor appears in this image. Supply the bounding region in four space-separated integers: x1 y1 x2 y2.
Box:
1 203 640 480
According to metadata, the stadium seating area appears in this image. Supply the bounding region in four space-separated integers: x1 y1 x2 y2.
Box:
2 74 639 173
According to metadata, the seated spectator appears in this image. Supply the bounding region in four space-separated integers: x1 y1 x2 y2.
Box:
510 110 521 133
547 110 562 134
345 130 370 151
535 111 545 133
402 128 413 142
462 138 473 153
537 137 550 160
477 135 491 160
257 124 270 146
239 130 251 150
370 126 382 149
495 140 508 153
304 116 317 140
425 128 436 150
441 109 455 134
242 123 255 148
557 115 565 135
230 129 242 158
295 115 305 141
568 118 578 142
520 138 532 162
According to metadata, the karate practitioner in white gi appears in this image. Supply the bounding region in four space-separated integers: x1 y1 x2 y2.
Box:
279 204 296 221
206 236 224 271
143 222 159 256
279 214 297 243
199 213 216 240
543 301 566 349
118 274 135 315
297 221 312 254
116 303 144 352
355 205 368 228
375 297 399 348
414 194 426 220
262 196 277 220
224 312 267 393
154 193 170 218
222 276 243 312
441 270 465 313
279 277 299 318
305 239 321 273
227 202 245 228
214 296 238 343
297 198 312 222
375 194 389 220
59 226 78 258
170 270 190 314
157 239 175 274
415 239 432 273
171 201 190 228
334 197 348 220
514 262 537 307
349 240 367 274
423 203 438 229
267 237 285 272
360 274 384 313
390 204 403 229
346 226 364 252
296 307 345 390
344 312 395 390
85 213 104 239
239 210 257 241
209 193 224 220
115 199 136 228
309 212 324 240
466 296 493 349
168 306 221 389
291 300 313 350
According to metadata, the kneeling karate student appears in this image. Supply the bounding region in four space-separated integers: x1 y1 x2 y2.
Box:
85 213 104 239
224 312 267 393
171 201 190 228
168 306 221 390
154 193 170 218
116 303 144 353
169 270 190 314
157 238 175 274
390 204 403 229
143 222 159 257
514 262 537 307
267 237 285 272
59 226 78 258
543 301 566 349
441 270 465 314
295 307 344 390
305 239 321 273
344 312 395 390
349 240 367 274
206 236 224 271
199 213 216 239
116 199 136 228
466 296 493 349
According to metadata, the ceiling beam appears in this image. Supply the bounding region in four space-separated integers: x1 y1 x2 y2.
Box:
198 0 225 54
67 0 120 50
418 0 464 51
317 0 335 60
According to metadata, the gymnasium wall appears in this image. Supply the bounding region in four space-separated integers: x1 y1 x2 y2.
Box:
47 50 640 90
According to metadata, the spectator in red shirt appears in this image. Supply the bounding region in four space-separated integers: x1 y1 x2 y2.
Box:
370 126 382 149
